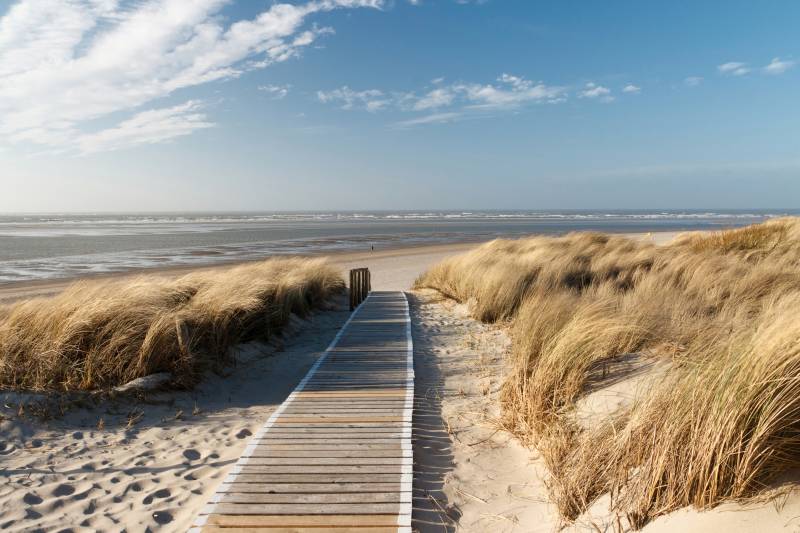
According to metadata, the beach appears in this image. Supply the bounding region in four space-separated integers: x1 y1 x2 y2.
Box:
0 233 681 305
3 227 800 532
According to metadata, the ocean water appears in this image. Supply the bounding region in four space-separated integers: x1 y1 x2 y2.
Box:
0 210 793 283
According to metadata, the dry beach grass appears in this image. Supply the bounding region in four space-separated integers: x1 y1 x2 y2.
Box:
414 218 800 527
0 258 343 391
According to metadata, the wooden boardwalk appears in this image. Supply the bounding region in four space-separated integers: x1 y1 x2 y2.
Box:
191 291 414 532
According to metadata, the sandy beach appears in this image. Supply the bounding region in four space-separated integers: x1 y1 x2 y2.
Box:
3 229 799 532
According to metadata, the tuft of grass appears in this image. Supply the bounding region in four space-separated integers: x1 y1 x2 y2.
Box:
0 258 344 391
684 220 790 254
414 217 800 527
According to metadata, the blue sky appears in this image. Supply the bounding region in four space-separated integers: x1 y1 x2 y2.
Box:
1 0 798 212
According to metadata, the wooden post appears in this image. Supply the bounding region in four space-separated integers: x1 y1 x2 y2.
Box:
348 267 371 311
349 269 355 311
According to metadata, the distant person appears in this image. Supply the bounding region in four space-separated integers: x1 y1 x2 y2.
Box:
371 245 374 252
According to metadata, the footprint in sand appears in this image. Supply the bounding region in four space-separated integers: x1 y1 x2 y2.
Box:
52 484 75 497
152 511 173 525
83 500 96 515
235 429 252 439
143 487 171 505
23 492 43 505
72 431 83 440
183 449 201 461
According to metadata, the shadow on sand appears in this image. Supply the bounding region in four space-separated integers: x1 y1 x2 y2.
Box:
408 293 460 532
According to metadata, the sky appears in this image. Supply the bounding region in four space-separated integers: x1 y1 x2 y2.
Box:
1 0 798 212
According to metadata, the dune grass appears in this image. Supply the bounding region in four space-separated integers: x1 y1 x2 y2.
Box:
414 217 800 527
0 258 344 392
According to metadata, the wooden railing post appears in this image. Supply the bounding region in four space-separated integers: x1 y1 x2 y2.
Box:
349 267 371 311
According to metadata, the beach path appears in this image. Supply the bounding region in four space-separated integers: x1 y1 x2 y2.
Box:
190 291 414 532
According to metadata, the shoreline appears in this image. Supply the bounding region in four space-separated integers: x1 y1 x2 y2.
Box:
0 231 683 304
0 241 485 303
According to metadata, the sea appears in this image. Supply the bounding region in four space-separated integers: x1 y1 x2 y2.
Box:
0 210 795 284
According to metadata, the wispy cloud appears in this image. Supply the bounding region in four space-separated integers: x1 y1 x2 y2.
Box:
622 84 641 94
0 0 383 153
764 57 795 75
459 74 566 109
317 87 391 112
718 61 750 76
75 101 214 155
318 73 567 126
414 88 457 110
684 76 703 87
259 84 292 99
393 112 462 128
579 82 613 102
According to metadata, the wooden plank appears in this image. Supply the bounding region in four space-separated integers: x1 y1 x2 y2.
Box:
221 483 406 494
256 427 405 433
273 417 404 424
248 449 406 456
204 514 401 526
200 526 398 533
251 443 404 449
235 466 407 474
217 492 409 504
230 474 402 483
208 503 402 515
243 458 406 466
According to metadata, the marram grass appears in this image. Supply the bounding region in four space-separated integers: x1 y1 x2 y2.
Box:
415 217 800 527
0 258 344 391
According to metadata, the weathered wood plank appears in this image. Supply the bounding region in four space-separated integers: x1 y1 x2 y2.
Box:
203 514 401 526
200 526 399 533
235 466 408 474
220 482 407 494
230 474 402 483
208 503 403 515
248 449 407 457
243 457 407 466
274 416 404 423
217 492 410 504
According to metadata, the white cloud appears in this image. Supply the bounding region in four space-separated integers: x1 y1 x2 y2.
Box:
622 84 641 94
684 76 703 87
579 82 613 101
458 74 566 109
259 84 291 99
76 100 214 154
414 87 456 110
317 74 567 122
393 112 461 128
764 57 795 75
317 86 390 112
0 0 383 153
718 61 750 76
